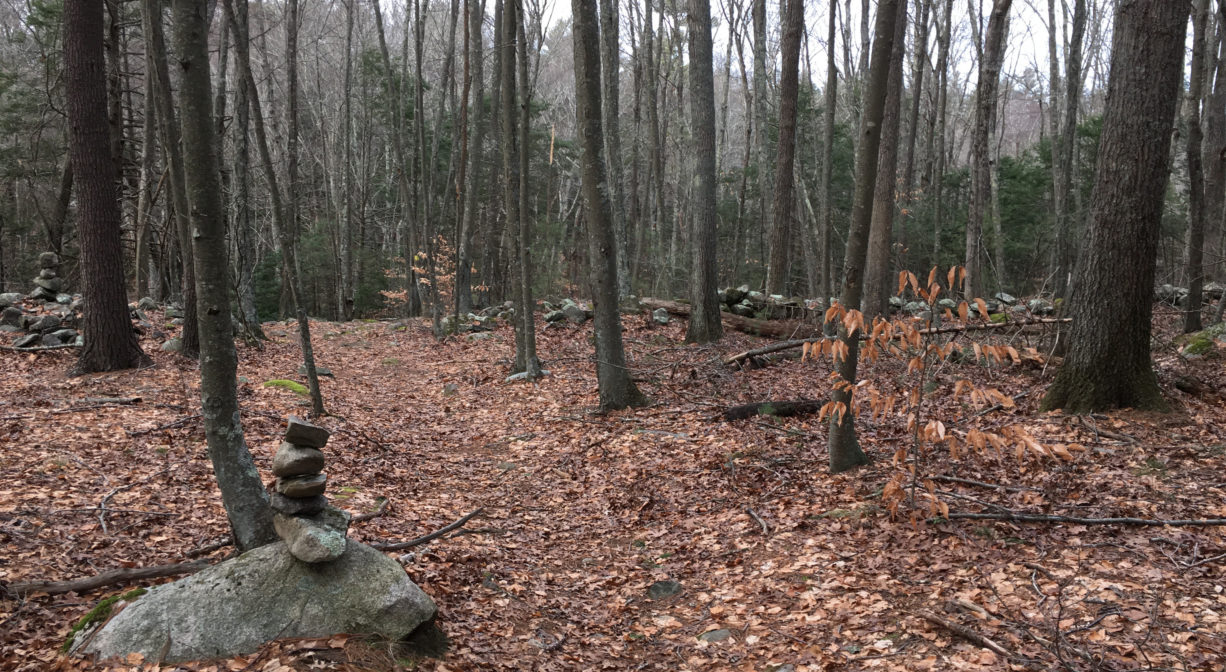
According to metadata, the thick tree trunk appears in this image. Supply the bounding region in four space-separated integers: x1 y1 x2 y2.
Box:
573 0 646 410
766 0 803 297
827 0 904 474
965 0 1012 301
171 0 276 552
65 0 151 375
685 0 724 344
1041 0 1188 414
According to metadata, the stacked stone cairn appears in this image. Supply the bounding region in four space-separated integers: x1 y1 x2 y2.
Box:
29 252 64 302
270 416 351 563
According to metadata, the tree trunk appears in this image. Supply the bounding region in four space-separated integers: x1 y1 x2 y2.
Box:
819 0 838 304
1186 1 1209 333
171 0 276 552
862 0 908 319
1054 0 1087 298
965 0 1012 301
144 0 199 358
65 0 151 375
230 0 264 339
766 0 803 296
456 0 487 318
598 0 631 297
1041 0 1188 414
931 0 953 266
1205 3 1226 288
573 0 646 410
685 0 725 344
752 0 772 277
827 0 903 474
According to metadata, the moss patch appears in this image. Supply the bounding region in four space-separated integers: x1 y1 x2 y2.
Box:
262 379 309 395
62 588 146 652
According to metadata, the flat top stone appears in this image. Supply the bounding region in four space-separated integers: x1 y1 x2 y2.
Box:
272 442 325 477
285 415 329 447
276 473 327 498
38 251 59 268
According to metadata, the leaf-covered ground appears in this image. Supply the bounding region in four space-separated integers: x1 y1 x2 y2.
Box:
2 306 1225 671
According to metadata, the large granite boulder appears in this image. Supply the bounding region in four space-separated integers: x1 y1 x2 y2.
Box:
78 540 435 663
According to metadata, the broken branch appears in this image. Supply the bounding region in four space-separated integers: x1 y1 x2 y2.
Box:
371 508 484 551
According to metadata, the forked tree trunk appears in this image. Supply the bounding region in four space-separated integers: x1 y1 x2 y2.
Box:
171 0 276 551
827 0 904 474
1041 0 1188 414
572 0 647 410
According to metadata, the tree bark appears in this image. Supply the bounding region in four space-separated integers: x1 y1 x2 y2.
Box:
573 0 647 411
1041 0 1188 414
685 0 725 344
1054 0 1086 299
1186 0 1209 334
965 0 1012 301
229 0 264 339
766 0 803 297
827 0 903 474
862 0 908 319
598 0 631 297
65 0 151 376
171 0 276 551
819 0 838 304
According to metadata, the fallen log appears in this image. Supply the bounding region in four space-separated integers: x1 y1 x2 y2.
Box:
723 317 1071 366
639 297 820 340
6 560 211 597
723 399 823 421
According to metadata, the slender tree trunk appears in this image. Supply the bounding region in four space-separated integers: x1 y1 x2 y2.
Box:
827 0 903 474
65 0 151 375
766 0 803 297
143 0 199 358
1055 0 1086 298
965 0 1011 300
685 0 725 343
230 0 263 339
1186 0 1209 333
752 0 772 278
820 0 838 304
573 0 646 409
931 0 952 266
1041 0 1188 414
896 0 931 271
862 0 908 318
223 0 325 416
598 0 631 297
171 0 276 552
1205 3 1226 289
456 0 486 317
339 0 355 320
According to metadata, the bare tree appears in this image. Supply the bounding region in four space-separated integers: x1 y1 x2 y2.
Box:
766 0 803 296
686 0 725 343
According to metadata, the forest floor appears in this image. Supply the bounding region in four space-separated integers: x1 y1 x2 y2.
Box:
1 304 1225 671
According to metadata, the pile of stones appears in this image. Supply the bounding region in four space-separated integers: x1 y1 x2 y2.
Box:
269 416 350 564
29 251 66 302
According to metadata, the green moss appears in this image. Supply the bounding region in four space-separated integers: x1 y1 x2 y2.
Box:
262 379 308 395
989 312 1009 323
62 588 146 652
1182 334 1215 356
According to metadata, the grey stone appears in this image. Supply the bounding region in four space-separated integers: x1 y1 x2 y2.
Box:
164 306 184 319
40 333 61 347
137 297 158 311
745 291 767 308
1 306 21 327
276 473 327 498
1027 298 1054 315
273 507 350 563
39 268 57 279
888 296 905 309
285 415 329 447
0 324 19 333
27 314 61 333
903 301 926 314
730 302 755 317
38 251 59 268
13 333 39 348
27 287 56 302
504 369 550 383
50 328 78 343
652 308 670 325
724 285 747 304
270 493 327 515
543 309 566 323
272 443 325 477
77 540 435 663
936 298 958 311
466 332 495 342
298 363 334 378
647 580 683 599
55 293 71 304
443 383 460 396
993 292 1017 305
160 338 183 353
34 276 63 292
0 293 21 309
562 304 590 324
698 629 732 643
